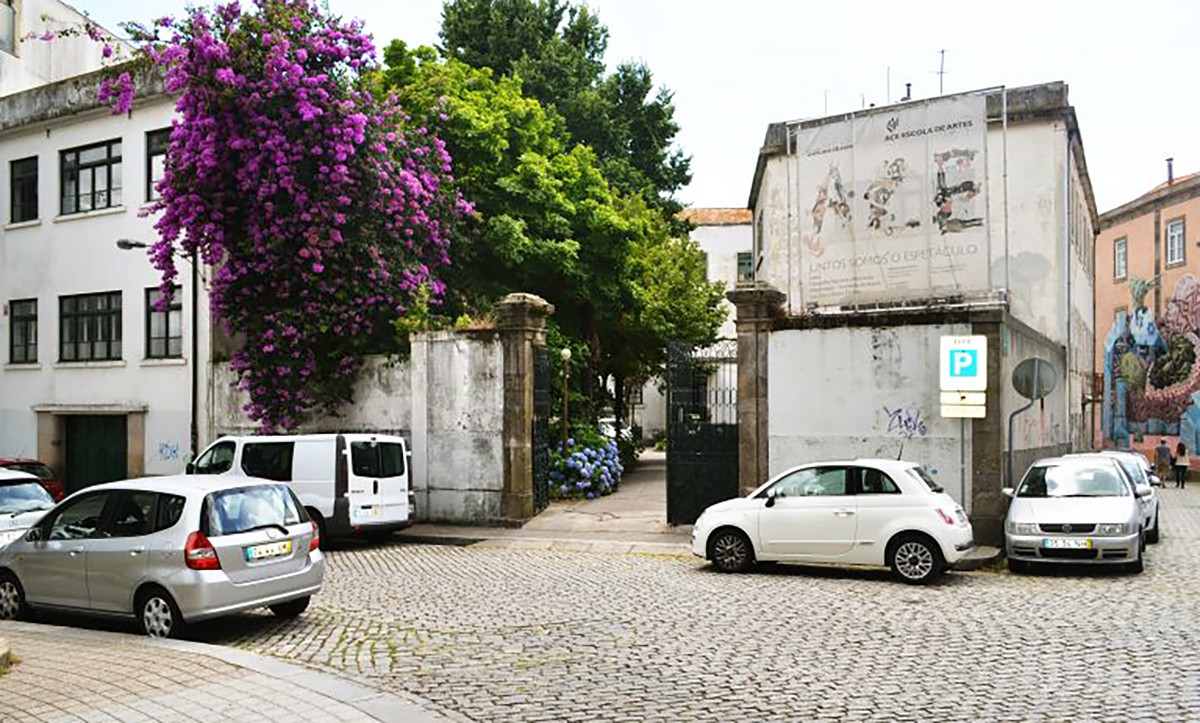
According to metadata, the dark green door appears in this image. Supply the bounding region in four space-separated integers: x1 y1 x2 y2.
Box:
65 415 128 494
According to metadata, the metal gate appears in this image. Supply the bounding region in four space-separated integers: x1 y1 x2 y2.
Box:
667 340 739 525
531 346 552 513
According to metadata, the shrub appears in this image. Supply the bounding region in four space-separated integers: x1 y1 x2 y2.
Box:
549 425 624 500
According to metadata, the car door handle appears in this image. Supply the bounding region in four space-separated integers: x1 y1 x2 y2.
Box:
834 510 855 517
129 546 146 556
68 546 85 556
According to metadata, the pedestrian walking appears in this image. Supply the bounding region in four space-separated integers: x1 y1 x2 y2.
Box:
1154 438 1173 482
1175 441 1189 489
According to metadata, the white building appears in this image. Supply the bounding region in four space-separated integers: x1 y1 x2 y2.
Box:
1 0 117 96
737 82 1097 543
1 5 207 492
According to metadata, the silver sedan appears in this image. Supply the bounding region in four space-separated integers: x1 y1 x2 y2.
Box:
1004 457 1150 573
0 475 324 637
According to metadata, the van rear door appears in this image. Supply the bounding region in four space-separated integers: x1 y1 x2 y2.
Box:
344 435 412 528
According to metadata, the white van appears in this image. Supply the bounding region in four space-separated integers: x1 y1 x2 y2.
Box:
187 433 414 543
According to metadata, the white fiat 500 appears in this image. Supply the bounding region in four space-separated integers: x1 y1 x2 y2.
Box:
691 459 974 584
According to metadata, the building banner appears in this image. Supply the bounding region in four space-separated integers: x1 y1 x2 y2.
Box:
791 93 989 307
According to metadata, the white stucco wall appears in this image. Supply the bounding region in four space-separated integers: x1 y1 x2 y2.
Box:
211 331 506 524
0 0 117 97
768 324 976 508
695 222 751 339
0 94 204 475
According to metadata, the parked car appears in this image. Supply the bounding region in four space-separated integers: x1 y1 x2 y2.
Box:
188 433 414 545
598 417 634 443
1066 451 1160 543
690 459 974 584
0 475 324 638
0 469 57 548
1004 456 1150 574
0 457 65 501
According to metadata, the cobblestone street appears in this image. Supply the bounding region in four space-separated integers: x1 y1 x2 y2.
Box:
175 488 1200 720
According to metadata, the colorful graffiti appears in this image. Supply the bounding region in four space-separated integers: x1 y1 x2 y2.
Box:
1103 274 1200 449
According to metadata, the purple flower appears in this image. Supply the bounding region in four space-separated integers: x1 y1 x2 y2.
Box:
312 263 325 273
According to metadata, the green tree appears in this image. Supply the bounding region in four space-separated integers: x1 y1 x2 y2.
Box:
439 0 691 212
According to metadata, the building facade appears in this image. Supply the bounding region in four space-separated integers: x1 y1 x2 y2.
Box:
0 31 207 492
737 82 1097 542
1096 169 1200 457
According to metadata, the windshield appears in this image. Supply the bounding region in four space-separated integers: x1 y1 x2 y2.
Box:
1017 464 1131 498
0 480 55 515
906 466 943 493
203 483 303 536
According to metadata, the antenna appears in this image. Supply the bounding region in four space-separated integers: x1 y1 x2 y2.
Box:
937 49 946 95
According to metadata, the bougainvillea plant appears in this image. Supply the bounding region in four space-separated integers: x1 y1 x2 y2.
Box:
61 1 472 431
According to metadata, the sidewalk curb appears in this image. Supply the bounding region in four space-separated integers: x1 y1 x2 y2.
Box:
0 635 11 673
0 622 463 723
954 545 1004 571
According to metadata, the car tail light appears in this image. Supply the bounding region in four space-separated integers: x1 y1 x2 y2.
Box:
42 480 66 502
184 531 221 570
936 508 956 525
309 520 320 552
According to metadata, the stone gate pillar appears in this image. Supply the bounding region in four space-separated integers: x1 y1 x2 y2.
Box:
496 293 554 522
727 283 787 495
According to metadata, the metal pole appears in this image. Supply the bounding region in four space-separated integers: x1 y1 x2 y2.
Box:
960 417 966 506
1007 362 1039 486
190 249 199 461
561 364 569 451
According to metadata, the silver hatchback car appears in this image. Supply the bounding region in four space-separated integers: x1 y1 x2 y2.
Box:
0 475 324 637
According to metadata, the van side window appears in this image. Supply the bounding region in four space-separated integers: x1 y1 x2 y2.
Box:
195 441 235 475
350 443 379 477
380 442 407 478
241 442 295 482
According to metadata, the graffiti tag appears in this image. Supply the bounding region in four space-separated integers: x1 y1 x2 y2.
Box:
158 441 180 461
884 406 928 438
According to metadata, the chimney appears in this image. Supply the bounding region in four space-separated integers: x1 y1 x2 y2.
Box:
1167 157 1175 185
901 83 912 102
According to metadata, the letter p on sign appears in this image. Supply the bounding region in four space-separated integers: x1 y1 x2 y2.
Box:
950 350 977 377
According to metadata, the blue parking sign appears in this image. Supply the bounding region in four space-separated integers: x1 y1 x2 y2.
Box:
940 335 987 392
949 349 977 377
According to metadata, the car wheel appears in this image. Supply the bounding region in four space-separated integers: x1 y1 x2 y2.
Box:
1127 544 1145 574
138 587 186 639
0 571 30 621
889 535 943 585
1007 557 1030 574
1146 514 1160 544
269 596 311 618
708 529 755 573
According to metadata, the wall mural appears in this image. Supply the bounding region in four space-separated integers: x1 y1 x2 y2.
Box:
1103 274 1200 449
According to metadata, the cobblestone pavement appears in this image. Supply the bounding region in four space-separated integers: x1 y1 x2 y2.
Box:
28 487 1190 715
193 488 1198 720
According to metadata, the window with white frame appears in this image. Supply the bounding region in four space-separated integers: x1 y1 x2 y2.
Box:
1166 218 1186 266
1114 237 1127 280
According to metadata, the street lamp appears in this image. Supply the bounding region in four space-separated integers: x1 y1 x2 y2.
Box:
116 238 199 463
560 347 571 451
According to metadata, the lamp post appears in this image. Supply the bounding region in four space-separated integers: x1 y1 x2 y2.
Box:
117 239 199 463
560 347 571 451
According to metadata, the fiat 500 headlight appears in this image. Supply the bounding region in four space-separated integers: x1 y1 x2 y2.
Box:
1006 521 1039 535
1095 523 1130 536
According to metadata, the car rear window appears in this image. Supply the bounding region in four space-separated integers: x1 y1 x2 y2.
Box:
0 478 55 514
906 466 944 493
202 484 305 537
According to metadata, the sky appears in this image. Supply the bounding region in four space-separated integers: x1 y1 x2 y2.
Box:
76 0 1198 214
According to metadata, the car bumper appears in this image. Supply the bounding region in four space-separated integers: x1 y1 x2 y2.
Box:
941 526 976 566
1006 532 1140 564
168 551 326 622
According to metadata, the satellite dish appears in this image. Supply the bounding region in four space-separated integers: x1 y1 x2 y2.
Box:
1012 358 1057 400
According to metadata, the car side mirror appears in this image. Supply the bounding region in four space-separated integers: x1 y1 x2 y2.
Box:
26 527 43 542
1135 483 1153 498
765 488 777 508
185 461 196 475
1001 487 1015 498
1149 475 1162 487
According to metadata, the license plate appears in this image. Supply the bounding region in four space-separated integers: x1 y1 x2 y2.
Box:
1043 537 1091 549
245 539 292 561
356 505 381 519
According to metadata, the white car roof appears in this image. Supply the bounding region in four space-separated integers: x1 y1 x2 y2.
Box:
0 469 39 483
71 474 284 496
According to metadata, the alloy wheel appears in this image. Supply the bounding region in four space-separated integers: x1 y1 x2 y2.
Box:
0 579 21 620
894 541 935 581
712 532 751 572
142 596 175 638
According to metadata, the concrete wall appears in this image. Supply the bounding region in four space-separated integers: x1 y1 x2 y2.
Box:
210 331 507 524
1000 322 1070 484
768 323 975 508
0 0 115 97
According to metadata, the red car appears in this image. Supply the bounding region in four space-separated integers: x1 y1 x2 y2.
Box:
0 458 64 501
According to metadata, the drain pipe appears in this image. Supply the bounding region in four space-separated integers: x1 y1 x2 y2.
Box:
1006 362 1039 486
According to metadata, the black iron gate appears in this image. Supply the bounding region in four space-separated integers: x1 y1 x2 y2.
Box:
532 346 552 513
667 340 739 525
